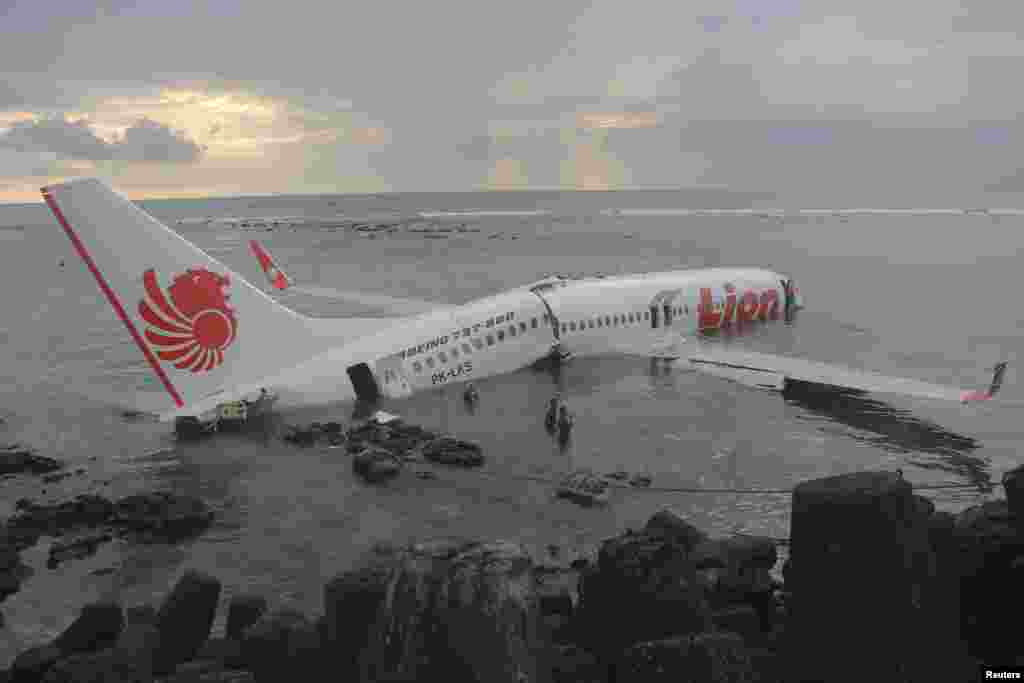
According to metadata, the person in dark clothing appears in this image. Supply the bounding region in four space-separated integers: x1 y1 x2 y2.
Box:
463 382 479 407
557 404 574 447
545 395 560 433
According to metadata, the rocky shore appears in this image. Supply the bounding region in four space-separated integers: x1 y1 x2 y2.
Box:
1 466 1021 682
3 416 1022 682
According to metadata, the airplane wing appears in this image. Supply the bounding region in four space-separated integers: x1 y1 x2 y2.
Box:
249 240 445 316
678 346 1007 404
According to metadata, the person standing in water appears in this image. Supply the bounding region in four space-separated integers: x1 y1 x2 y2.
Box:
545 395 561 434
463 382 479 411
557 404 574 449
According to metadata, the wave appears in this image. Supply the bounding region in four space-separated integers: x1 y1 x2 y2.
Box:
418 210 552 218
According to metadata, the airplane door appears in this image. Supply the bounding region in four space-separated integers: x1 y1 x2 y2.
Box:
650 306 659 329
346 363 380 402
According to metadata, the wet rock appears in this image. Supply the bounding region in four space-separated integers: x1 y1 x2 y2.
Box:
113 491 213 541
241 608 322 683
153 570 222 675
358 538 549 683
226 594 268 640
548 644 607 683
414 468 437 479
788 470 914 683
628 473 652 488
321 421 343 435
41 472 70 484
689 631 755 682
710 605 763 643
692 536 777 606
38 649 120 683
46 531 113 569
616 636 693 682
322 562 392 679
196 637 245 669
575 530 710 654
282 425 316 446
9 644 62 682
0 444 61 475
352 447 402 483
53 601 124 655
421 436 484 467
6 495 114 538
644 508 708 552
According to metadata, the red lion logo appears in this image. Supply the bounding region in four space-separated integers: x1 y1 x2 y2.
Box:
138 268 238 373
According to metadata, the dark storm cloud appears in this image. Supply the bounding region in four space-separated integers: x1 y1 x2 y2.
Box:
0 116 204 163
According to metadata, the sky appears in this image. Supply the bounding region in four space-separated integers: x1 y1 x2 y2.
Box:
1 1 1023 203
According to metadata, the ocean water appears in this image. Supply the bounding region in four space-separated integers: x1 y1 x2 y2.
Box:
1 189 1022 663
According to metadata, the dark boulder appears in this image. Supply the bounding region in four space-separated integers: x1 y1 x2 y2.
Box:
616 632 754 683
0 444 61 475
6 495 115 538
692 536 777 607
52 601 124 655
241 608 322 683
548 644 607 683
9 644 62 683
153 570 222 675
322 561 392 680
352 447 402 483
112 491 213 541
358 538 549 683
644 508 708 552
575 530 710 654
46 531 113 569
421 436 484 467
226 594 268 640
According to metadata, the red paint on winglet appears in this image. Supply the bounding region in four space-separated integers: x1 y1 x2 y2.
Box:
41 187 185 408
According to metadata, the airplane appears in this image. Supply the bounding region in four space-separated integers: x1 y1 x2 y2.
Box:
40 178 1008 429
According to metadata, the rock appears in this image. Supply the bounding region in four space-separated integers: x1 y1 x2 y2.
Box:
53 601 124 655
241 608 321 682
644 509 708 552
196 637 245 669
38 650 119 683
575 530 710 654
226 594 268 640
548 644 607 683
628 474 652 488
358 538 549 683
692 536 777 606
0 445 62 475
352 447 402 483
282 425 316 446
10 644 62 682
322 562 392 680
46 531 113 569
421 436 484 467
6 494 114 538
1004 464 1024 522
321 421 343 435
153 570 222 675
107 604 162 681
787 471 914 683
710 605 763 643
41 472 70 484
616 636 693 682
113 492 213 541
688 631 755 682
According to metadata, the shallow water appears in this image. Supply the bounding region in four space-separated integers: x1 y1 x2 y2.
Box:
0 189 1021 663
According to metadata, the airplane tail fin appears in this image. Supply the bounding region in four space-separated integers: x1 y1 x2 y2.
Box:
41 178 337 415
249 239 293 291
960 361 1009 403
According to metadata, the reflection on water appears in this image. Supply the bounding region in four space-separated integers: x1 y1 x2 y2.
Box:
782 380 991 491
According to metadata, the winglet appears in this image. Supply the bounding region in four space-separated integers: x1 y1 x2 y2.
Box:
960 361 1009 403
249 240 292 291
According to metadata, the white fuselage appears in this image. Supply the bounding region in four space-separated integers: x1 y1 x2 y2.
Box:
253 267 796 410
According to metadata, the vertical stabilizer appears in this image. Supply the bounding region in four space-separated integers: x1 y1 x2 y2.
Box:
41 178 327 412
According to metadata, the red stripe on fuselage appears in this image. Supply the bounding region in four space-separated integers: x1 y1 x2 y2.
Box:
42 188 185 408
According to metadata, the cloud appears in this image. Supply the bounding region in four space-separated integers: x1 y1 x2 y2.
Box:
116 118 204 162
0 115 203 163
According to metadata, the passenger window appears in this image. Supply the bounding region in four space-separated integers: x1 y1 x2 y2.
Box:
684 305 688 314
561 323 567 334
531 317 538 329
439 351 447 363
413 361 423 372
451 348 459 359
629 313 634 323
473 338 483 350
497 329 505 341
426 357 435 369
486 334 495 346
462 343 472 354
569 322 576 331
597 318 603 327
588 320 595 329
519 322 527 333
509 325 516 337
605 315 611 326
643 311 649 320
